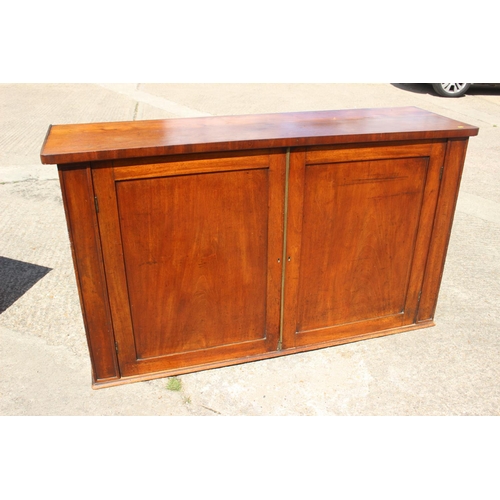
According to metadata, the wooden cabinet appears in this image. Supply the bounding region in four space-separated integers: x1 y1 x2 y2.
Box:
41 107 478 388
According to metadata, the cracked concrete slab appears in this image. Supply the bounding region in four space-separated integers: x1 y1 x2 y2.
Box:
97 83 212 118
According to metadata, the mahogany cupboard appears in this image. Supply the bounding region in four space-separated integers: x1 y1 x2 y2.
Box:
40 107 478 388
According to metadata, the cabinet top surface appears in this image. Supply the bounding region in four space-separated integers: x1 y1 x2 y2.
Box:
40 106 479 165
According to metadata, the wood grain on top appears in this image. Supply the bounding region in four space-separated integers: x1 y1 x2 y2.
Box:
40 107 479 165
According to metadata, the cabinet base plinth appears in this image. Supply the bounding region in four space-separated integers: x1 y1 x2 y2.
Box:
91 320 435 389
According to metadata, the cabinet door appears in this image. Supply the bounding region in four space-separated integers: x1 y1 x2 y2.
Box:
92 150 285 378
283 142 446 348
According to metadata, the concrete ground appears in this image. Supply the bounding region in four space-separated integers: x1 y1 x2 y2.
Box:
1 83 499 416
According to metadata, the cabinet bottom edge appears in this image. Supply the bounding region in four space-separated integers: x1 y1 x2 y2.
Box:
91 319 435 389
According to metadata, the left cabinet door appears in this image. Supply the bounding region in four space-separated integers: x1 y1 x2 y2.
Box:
92 150 286 379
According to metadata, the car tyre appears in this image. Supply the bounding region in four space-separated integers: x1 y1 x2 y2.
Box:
432 83 472 97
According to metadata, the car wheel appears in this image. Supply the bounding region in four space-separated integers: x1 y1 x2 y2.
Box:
432 83 472 97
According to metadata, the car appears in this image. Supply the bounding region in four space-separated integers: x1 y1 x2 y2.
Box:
431 83 499 97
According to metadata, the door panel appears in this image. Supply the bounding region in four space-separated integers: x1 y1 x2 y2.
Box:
284 142 446 348
297 156 427 330
93 151 285 377
117 170 269 357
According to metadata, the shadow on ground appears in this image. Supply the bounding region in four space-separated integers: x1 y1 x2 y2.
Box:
391 83 434 95
0 256 52 313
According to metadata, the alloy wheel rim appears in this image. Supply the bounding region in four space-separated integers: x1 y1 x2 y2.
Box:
441 83 468 94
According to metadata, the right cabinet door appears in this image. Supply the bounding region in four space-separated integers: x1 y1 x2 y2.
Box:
283 141 447 349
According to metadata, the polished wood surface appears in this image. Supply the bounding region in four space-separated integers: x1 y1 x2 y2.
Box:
283 142 446 348
41 108 478 388
41 107 478 165
92 151 285 377
417 138 470 321
58 165 119 381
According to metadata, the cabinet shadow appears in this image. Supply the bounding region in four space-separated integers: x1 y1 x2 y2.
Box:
0 256 52 313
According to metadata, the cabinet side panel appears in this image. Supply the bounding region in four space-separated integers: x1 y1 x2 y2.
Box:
418 138 469 322
58 166 119 383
